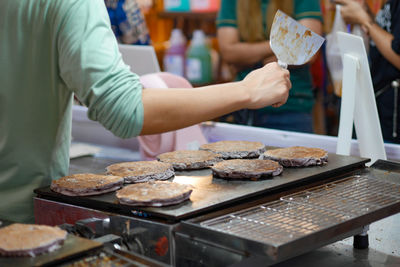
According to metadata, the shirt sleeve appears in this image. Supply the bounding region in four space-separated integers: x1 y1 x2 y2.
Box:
57 0 143 138
216 0 238 28
294 0 322 21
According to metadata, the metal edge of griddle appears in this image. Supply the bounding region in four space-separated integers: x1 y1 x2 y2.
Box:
34 157 369 223
174 222 365 265
371 159 400 173
33 187 177 223
176 185 400 264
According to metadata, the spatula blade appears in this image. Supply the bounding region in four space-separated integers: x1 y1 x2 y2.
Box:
270 10 325 66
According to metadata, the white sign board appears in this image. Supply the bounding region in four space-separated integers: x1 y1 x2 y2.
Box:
336 32 386 164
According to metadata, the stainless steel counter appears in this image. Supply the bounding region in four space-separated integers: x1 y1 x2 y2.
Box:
66 146 400 266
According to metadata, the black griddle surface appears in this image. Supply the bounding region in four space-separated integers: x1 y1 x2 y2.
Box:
35 153 369 221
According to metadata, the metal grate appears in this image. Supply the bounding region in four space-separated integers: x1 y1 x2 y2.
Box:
200 175 400 246
62 248 163 267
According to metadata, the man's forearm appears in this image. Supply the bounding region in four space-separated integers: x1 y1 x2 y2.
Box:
139 62 291 135
140 82 249 135
366 22 400 70
220 41 274 66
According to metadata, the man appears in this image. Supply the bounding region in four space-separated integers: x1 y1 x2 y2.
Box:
335 0 400 143
217 0 322 132
0 0 290 222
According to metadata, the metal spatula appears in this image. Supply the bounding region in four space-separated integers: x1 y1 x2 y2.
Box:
270 10 325 69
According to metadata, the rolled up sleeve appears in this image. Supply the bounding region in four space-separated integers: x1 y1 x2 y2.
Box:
57 0 143 138
216 0 237 28
294 0 322 22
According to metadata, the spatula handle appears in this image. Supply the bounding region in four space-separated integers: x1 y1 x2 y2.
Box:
272 59 288 108
278 60 288 69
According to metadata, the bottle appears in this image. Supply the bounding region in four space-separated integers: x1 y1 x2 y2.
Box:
185 30 212 85
163 29 186 77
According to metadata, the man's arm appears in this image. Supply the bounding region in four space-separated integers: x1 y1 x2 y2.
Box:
140 62 291 135
218 18 322 67
366 23 400 70
335 0 400 70
57 1 290 138
217 27 274 67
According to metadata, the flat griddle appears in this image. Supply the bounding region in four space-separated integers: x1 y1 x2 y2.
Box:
35 153 369 222
0 234 102 267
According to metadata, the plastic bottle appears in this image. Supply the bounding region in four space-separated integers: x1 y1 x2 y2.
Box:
163 29 186 77
185 30 212 85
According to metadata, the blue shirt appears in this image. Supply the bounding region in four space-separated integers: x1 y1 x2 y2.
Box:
105 0 151 45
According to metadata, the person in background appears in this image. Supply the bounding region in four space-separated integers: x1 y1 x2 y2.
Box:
216 0 323 133
0 0 290 223
105 0 151 45
335 0 400 143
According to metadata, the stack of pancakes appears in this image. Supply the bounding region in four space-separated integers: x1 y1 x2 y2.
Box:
50 174 124 196
116 181 193 207
200 141 266 159
259 146 328 167
157 150 222 170
106 161 174 183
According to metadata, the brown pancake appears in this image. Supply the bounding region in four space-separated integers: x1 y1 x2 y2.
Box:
260 146 328 167
50 173 124 196
211 159 283 180
106 161 174 183
157 150 222 170
0 223 67 257
199 141 266 159
116 181 193 207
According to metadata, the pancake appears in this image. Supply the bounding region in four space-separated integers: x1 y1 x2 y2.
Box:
260 146 328 167
157 150 222 170
211 159 283 180
116 181 193 207
0 223 67 257
106 161 174 183
199 141 266 159
50 173 124 196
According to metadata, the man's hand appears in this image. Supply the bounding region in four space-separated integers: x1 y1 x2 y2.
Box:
241 62 291 109
334 0 373 30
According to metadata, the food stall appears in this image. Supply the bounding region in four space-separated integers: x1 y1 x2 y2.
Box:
9 106 398 266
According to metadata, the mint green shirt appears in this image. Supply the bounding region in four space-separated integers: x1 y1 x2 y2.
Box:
0 0 144 222
217 0 322 113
